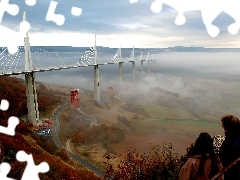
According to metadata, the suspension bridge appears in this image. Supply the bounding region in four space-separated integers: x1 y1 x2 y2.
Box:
0 11 155 125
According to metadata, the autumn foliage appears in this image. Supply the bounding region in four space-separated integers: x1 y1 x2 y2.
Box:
0 76 194 179
0 76 27 119
104 143 186 180
0 76 61 119
71 124 126 147
0 76 102 179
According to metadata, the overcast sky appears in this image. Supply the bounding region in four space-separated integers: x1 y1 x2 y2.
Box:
2 0 240 48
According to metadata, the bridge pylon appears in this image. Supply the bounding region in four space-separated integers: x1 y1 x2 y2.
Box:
147 52 151 76
140 52 146 79
129 46 135 83
118 62 123 85
23 11 39 124
117 47 123 83
93 34 100 103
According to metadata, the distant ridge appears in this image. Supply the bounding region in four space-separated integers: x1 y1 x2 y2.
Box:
0 46 240 53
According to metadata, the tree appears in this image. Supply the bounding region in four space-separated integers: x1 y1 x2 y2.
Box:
104 142 185 180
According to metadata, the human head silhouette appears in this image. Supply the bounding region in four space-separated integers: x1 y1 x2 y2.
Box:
221 114 240 135
193 132 214 155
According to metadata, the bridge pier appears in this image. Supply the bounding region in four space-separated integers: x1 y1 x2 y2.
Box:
148 60 150 75
146 52 150 76
23 11 39 124
129 46 135 83
141 60 145 79
94 65 100 103
93 34 100 104
132 61 135 83
118 62 123 84
25 72 39 124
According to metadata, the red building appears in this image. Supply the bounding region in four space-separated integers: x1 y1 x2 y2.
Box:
69 89 80 109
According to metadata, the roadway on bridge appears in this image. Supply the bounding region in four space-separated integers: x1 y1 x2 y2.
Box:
51 103 105 178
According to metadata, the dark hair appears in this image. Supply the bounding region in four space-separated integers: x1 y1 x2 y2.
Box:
221 114 240 135
186 132 218 177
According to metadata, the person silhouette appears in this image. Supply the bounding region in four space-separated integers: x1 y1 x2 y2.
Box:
219 114 240 180
179 132 223 180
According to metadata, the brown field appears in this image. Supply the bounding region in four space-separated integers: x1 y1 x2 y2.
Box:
45 83 226 169
143 105 198 120
110 131 196 156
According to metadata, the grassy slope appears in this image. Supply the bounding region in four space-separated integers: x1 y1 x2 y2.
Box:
52 82 234 172
143 104 198 120
131 119 223 137
0 76 102 180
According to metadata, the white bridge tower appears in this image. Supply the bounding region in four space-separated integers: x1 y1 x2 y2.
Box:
23 11 39 124
93 34 100 103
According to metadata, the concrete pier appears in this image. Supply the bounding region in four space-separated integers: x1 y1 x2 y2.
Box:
132 61 135 83
130 46 135 83
147 52 150 76
94 65 100 103
24 11 39 124
118 62 123 84
141 60 144 79
25 72 39 124
93 34 100 103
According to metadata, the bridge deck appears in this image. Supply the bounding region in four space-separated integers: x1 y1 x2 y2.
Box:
0 60 149 75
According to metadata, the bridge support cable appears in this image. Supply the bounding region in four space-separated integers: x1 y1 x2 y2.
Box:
17 26 70 70
9 50 21 71
14 21 72 71
15 47 22 71
112 48 120 63
0 47 8 69
77 47 95 66
3 55 12 71
42 48 58 68
0 48 10 69
33 47 53 69
24 28 51 69
0 46 23 74
55 52 70 68
23 28 56 70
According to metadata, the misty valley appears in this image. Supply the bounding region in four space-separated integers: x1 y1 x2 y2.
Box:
2 50 240 179
29 51 240 173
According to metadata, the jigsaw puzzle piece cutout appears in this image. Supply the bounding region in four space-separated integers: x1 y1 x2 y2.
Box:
0 162 16 180
200 0 224 37
0 0 19 54
0 17 30 54
0 24 24 54
71 6 82 16
19 21 31 36
151 0 201 25
150 0 164 13
150 0 226 37
129 0 138 3
0 100 19 136
0 116 19 136
0 0 19 19
46 0 65 26
223 0 240 35
25 0 36 6
175 12 186 25
16 151 49 180
0 99 9 111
